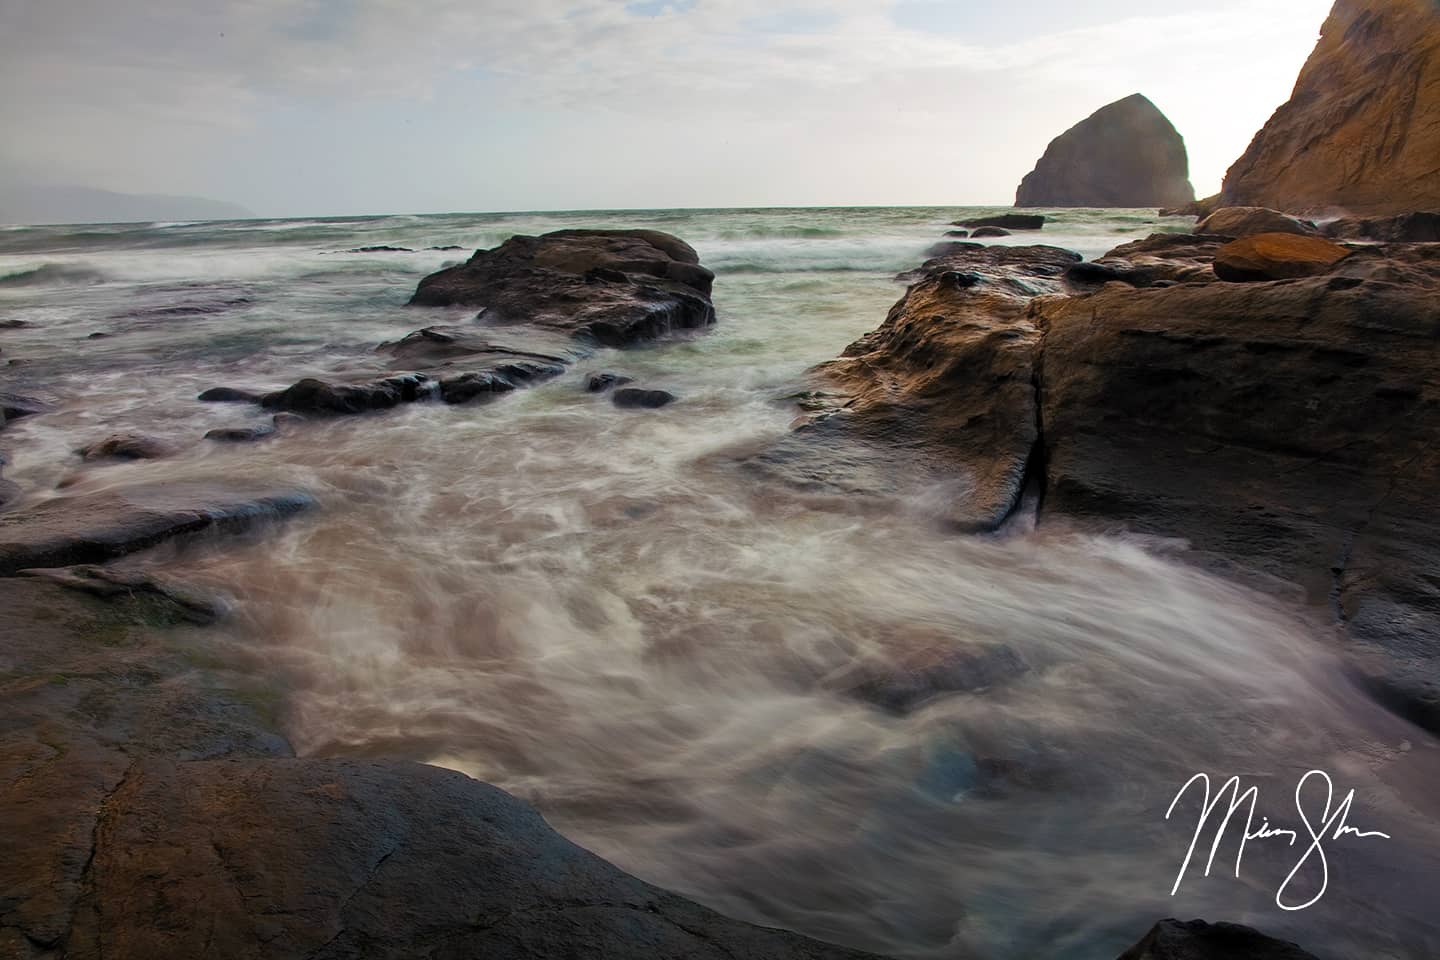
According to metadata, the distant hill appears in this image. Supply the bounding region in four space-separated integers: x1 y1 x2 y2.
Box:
0 185 253 225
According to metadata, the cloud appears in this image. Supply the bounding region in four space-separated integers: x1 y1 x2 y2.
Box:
0 0 1334 213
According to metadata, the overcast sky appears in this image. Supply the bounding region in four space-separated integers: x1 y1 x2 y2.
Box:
0 0 1334 217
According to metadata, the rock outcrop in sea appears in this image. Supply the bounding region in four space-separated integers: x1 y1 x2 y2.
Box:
1221 0 1440 215
1015 94 1195 208
763 233 1440 735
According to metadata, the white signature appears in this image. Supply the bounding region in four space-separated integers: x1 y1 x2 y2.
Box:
1165 770 1391 911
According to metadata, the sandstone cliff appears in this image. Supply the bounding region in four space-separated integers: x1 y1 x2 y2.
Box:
1015 94 1195 208
1221 0 1440 216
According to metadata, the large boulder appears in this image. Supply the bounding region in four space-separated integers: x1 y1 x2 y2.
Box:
410 229 716 347
1211 233 1353 281
1015 94 1195 208
1221 0 1440 216
0 480 316 574
1195 206 1317 238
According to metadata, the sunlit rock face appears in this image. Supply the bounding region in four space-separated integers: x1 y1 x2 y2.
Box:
1221 0 1440 216
1015 94 1195 209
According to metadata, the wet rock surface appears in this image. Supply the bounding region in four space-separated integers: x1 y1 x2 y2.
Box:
766 234 1440 732
1196 206 1318 238
1211 233 1353 281
954 214 1044 231
410 229 716 346
0 480 317 574
77 433 178 462
612 387 676 409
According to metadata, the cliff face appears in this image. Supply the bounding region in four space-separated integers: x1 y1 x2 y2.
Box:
1221 0 1440 216
1015 94 1195 208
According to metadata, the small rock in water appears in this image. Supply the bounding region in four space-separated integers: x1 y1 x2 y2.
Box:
954 214 1045 231
205 425 275 443
970 226 1011 238
944 229 970 238
87 331 111 340
271 412 306 430
78 433 178 462
346 245 414 253
587 372 634 393
0 318 30 329
198 387 263 404
612 388 676 409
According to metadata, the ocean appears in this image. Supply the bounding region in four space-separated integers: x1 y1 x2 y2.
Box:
2 207 1437 958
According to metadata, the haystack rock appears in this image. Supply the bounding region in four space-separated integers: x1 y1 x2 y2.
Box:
1221 0 1440 216
1015 94 1195 208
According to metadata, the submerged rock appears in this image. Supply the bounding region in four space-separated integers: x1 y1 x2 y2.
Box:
1221 0 1440 216
0 479 316 574
78 433 178 462
1196 206 1317 238
204 425 276 443
410 229 716 346
1015 94 1195 208
0 391 53 423
587 372 635 393
1211 233 1352 281
970 227 1011 239
16 564 226 623
260 374 437 415
1118 919 1320 960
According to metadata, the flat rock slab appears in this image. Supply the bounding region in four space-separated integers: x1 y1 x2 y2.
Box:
0 480 316 574
409 229 716 347
1212 233 1352 282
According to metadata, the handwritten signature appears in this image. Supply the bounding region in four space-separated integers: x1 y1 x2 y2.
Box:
1165 770 1390 910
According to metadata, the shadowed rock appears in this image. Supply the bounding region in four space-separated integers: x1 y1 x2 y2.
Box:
198 387 263 403
612 387 676 409
1 391 53 424
1324 212 1440 243
410 229 716 346
260 374 438 415
1016 94 1195 208
587 372 634 393
954 214 1045 231
1118 919 1320 960
204 425 275 443
971 227 1011 238
0 480 316 574
1221 0 1440 216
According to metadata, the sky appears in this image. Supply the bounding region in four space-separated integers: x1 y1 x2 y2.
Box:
0 0 1337 217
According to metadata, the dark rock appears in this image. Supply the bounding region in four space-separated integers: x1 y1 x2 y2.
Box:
377 325 573 369
1016 94 1195 208
587 372 635 393
612 388 676 409
197 387 263 404
1159 195 1221 218
1117 919 1321 960
0 318 30 329
271 412 306 429
16 565 226 624
0 479 316 574
944 230 970 238
1211 233 1353 282
1221 0 1440 216
954 214 1045 230
410 229 716 347
0 478 18 511
751 245 1079 531
346 245 413 253
1324 212 1440 243
78 433 178 462
970 227 1011 238
1035 257 1440 730
204 425 276 443
1 392 53 423
427 244 465 251
86 331 110 339
260 374 437 415
1196 206 1318 238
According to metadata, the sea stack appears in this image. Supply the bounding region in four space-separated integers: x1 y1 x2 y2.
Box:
1015 94 1195 208
1221 0 1440 216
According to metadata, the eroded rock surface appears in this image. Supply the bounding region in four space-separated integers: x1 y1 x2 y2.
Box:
1221 0 1440 216
410 229 716 346
1196 207 1318 238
